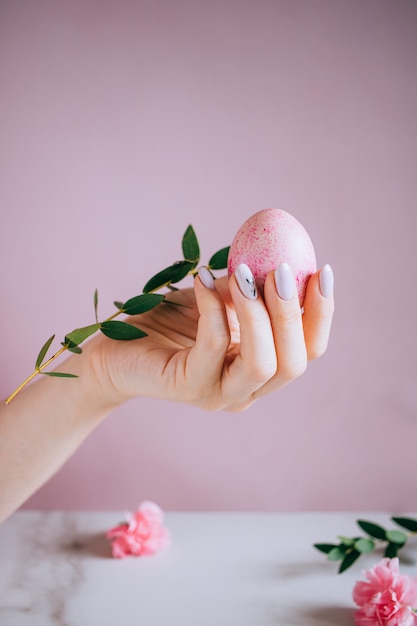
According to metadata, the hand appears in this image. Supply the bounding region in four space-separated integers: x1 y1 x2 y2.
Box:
90 264 334 412
0 263 333 522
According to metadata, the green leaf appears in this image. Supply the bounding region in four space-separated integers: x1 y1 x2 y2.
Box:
339 549 361 573
385 542 400 558
328 546 348 561
338 536 355 547
182 225 200 262
391 517 417 533
63 342 82 354
65 323 100 347
94 289 99 323
42 372 78 378
122 293 164 315
354 538 375 553
208 246 230 270
313 543 339 554
162 299 192 310
386 529 408 545
357 520 387 540
143 261 195 293
114 301 125 310
100 321 148 341
35 334 55 369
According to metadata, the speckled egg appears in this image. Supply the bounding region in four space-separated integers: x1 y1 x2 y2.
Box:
227 208 317 305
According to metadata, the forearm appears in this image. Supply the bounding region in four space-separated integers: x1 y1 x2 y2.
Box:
0 343 118 523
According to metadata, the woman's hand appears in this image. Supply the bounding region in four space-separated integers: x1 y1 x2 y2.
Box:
0 262 334 522
91 263 334 412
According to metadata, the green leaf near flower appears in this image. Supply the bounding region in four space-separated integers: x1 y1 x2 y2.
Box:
328 546 348 561
143 261 195 293
182 225 200 263
338 536 355 547
391 517 417 532
339 549 361 573
354 538 375 553
122 293 165 315
100 321 148 341
386 529 408 545
208 246 230 270
385 542 400 558
313 543 339 554
315 514 417 574
357 520 387 540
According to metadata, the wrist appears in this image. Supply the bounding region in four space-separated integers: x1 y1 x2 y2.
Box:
77 333 132 413
51 338 123 420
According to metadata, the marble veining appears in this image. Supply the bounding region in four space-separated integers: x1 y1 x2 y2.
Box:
1 512 88 625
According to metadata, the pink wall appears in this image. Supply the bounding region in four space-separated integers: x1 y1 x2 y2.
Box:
1 0 416 512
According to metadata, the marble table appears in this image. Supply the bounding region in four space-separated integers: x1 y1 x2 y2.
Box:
1 511 416 626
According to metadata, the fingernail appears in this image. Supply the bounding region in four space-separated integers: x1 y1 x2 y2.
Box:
274 263 294 300
319 264 334 298
198 266 215 289
235 263 257 300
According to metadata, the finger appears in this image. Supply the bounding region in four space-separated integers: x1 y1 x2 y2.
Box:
209 274 241 349
257 263 307 396
226 264 277 394
186 269 231 390
302 264 335 360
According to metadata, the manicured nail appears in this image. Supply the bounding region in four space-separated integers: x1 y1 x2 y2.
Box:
319 264 334 298
198 266 215 289
235 263 257 300
274 263 294 300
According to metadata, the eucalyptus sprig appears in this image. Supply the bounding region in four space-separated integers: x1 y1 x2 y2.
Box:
5 225 230 405
314 516 417 573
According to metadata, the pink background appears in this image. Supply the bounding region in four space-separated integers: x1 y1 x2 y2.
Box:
1 0 416 512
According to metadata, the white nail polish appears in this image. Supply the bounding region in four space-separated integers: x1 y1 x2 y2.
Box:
274 263 294 300
319 264 334 298
198 266 215 289
235 263 257 300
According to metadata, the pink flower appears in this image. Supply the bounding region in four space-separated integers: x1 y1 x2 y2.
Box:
353 558 417 626
106 501 171 559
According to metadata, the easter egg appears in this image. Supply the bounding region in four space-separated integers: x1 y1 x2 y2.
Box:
227 208 316 305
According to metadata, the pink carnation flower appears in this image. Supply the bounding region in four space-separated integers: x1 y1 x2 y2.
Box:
353 558 417 626
106 501 171 559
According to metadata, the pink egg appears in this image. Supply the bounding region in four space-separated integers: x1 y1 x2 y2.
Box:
228 208 317 305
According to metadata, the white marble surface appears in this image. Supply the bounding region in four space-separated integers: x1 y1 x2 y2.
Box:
1 511 416 626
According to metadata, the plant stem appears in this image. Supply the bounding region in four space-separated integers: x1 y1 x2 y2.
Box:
5 309 124 405
5 345 68 405
5 255 217 406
